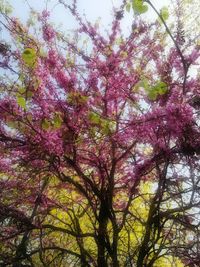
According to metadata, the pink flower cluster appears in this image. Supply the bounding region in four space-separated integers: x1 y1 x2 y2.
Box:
42 24 56 42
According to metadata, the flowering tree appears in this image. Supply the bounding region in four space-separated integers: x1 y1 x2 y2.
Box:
0 0 200 266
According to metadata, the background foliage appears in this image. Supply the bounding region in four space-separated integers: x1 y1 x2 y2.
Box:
0 0 200 266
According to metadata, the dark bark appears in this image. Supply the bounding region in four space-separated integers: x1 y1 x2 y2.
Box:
97 201 109 267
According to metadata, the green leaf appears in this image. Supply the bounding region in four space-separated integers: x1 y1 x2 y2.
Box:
53 114 63 129
156 81 168 95
7 121 17 129
88 112 101 124
115 37 123 45
133 79 150 92
27 91 33 98
147 81 168 101
17 96 26 109
137 4 148 14
42 119 51 130
22 48 37 67
141 79 149 90
148 90 157 101
68 92 88 105
132 0 148 14
18 87 26 94
100 120 110 135
0 0 13 14
126 3 131 12
160 7 169 21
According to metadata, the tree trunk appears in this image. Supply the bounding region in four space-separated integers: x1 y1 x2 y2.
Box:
111 231 119 267
97 203 109 267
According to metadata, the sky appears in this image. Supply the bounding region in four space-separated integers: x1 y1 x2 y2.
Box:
4 0 171 35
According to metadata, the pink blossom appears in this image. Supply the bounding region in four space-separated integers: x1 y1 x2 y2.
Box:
42 24 56 42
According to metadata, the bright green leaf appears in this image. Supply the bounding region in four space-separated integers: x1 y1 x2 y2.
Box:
137 4 148 14
22 48 37 67
17 96 26 109
134 79 150 92
141 79 149 90
160 6 169 21
147 81 168 101
88 112 101 124
18 87 26 94
156 81 168 95
132 0 148 14
53 114 63 129
100 120 110 135
148 90 157 101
